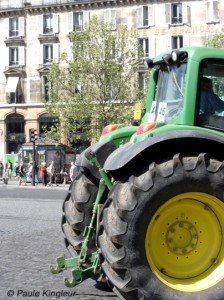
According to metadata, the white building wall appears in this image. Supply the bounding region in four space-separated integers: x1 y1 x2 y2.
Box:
0 0 223 157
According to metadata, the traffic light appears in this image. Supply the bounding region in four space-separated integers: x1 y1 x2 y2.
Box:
29 128 37 142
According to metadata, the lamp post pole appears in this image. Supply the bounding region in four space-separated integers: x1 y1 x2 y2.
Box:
29 128 37 186
32 140 35 186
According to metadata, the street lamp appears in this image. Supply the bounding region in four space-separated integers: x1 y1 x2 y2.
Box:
29 128 38 186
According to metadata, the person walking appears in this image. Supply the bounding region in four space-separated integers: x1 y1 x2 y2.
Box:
18 162 26 185
0 161 4 179
5 159 12 179
40 162 48 186
34 162 39 184
47 161 57 186
61 164 68 186
14 161 19 177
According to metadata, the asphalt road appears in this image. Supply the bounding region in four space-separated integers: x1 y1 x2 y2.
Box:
0 181 118 300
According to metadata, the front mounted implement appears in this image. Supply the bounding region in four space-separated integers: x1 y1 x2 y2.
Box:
49 149 113 287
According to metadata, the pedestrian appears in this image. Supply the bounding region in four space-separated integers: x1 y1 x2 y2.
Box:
14 161 19 177
47 161 57 186
5 159 12 179
40 162 48 186
70 161 78 182
27 162 33 184
61 164 68 186
34 162 39 183
0 161 4 179
18 162 26 185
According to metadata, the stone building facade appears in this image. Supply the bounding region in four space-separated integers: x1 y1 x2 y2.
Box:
0 0 222 160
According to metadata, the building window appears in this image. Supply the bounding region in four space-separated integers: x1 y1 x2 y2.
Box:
68 12 89 33
43 76 52 101
9 47 18 66
8 92 19 104
165 3 190 26
104 10 117 30
6 77 23 104
172 3 182 24
40 44 58 65
9 18 19 37
142 6 148 26
137 5 155 28
139 38 149 57
43 44 53 63
38 113 58 136
9 46 25 66
74 12 83 31
43 14 53 34
172 36 183 49
5 113 25 153
137 6 148 27
8 17 24 37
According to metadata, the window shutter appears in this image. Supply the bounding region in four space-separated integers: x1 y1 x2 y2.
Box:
19 17 25 37
19 46 25 66
137 7 143 27
83 12 90 30
53 14 59 34
148 5 155 26
111 10 117 30
206 0 219 23
148 37 155 58
68 12 74 32
104 10 110 23
53 43 59 63
182 4 190 26
6 18 9 38
213 0 219 22
183 36 190 47
165 36 172 51
6 47 9 66
39 44 43 65
39 15 43 34
165 4 171 24
206 1 210 22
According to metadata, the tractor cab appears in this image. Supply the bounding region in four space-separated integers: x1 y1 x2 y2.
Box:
135 48 224 142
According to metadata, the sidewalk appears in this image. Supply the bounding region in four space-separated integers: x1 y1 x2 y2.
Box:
1 176 70 190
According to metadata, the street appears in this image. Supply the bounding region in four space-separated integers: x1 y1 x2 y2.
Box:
0 182 118 300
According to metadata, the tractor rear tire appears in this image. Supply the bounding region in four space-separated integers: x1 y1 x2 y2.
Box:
62 171 98 256
98 153 224 300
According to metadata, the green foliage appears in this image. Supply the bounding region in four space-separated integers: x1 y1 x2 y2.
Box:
204 30 224 97
204 28 224 48
44 16 146 143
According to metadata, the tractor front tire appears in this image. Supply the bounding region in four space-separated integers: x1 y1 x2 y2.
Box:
98 153 224 300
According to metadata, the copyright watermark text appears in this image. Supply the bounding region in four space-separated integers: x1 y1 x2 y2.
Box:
7 289 76 298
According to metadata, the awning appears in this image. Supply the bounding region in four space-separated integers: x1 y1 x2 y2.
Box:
5 77 19 93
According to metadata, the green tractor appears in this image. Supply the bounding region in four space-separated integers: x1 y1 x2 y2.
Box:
50 47 224 300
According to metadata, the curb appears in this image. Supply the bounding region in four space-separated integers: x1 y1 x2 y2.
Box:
1 178 70 190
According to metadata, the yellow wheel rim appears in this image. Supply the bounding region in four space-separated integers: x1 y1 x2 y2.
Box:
145 192 224 292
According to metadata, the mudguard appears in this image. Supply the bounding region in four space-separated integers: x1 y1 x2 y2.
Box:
76 140 117 180
104 130 224 179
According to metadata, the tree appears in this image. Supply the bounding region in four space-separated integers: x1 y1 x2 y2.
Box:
44 16 145 146
204 29 224 48
204 29 224 97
